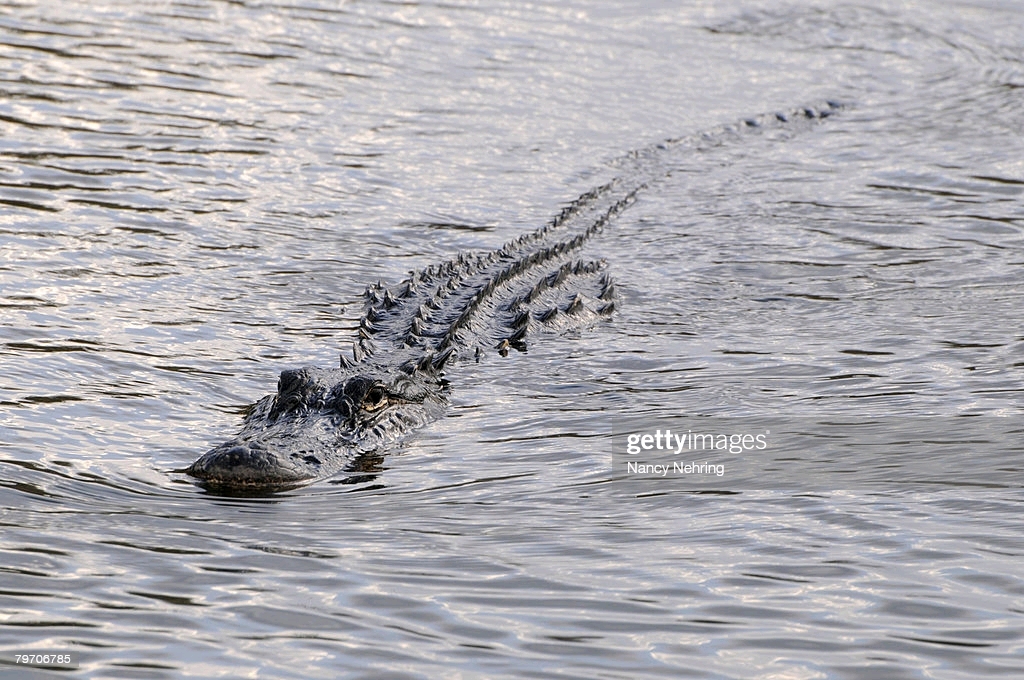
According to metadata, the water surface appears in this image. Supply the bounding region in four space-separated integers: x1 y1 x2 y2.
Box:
2 1 1023 677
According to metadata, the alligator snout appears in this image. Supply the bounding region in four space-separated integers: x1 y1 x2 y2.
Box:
188 440 314 487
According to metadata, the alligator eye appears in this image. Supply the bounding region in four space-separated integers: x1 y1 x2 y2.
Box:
361 385 389 412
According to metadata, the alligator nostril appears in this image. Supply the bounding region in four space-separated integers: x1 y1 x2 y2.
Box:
215 445 252 466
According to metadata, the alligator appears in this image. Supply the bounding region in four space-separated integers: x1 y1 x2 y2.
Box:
188 101 842 490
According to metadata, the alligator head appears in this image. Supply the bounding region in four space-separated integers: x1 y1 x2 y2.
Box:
188 354 448 488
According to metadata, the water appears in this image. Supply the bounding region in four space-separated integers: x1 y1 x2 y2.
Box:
2 1 1023 677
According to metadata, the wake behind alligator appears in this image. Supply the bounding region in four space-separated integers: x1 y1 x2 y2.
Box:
188 101 843 489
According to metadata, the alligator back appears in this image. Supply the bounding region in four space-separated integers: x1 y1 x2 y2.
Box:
351 101 843 367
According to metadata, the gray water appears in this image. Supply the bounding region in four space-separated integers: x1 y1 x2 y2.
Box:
2 1 1023 677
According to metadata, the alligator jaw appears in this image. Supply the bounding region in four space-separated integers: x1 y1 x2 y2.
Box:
187 441 318 489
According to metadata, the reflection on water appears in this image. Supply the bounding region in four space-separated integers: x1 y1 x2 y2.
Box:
2 0 1023 677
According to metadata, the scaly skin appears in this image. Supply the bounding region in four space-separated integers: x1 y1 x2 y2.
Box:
188 101 843 489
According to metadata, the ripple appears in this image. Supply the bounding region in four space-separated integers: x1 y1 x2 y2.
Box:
2 0 1024 677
